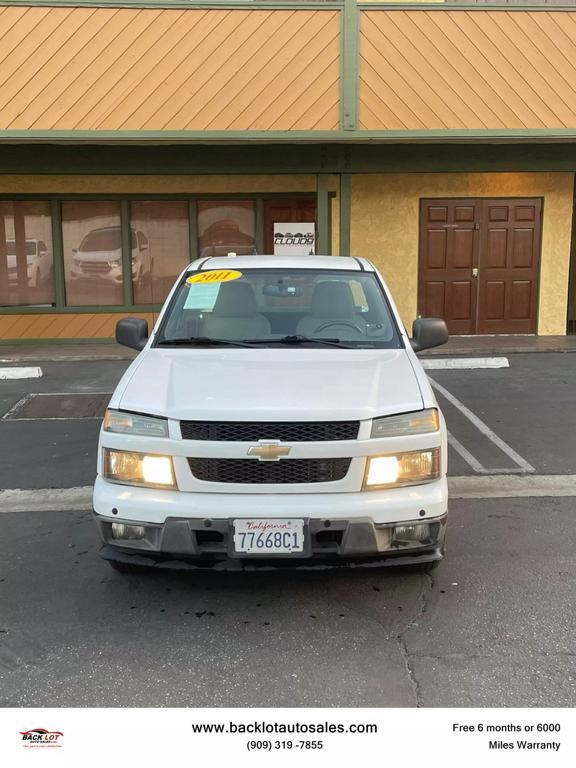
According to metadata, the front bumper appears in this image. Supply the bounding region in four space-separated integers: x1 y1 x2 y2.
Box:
94 511 447 570
93 475 448 569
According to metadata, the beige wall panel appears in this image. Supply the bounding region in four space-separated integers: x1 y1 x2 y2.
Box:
0 175 319 194
350 173 574 336
0 7 339 131
53 10 181 130
360 10 576 130
0 313 155 341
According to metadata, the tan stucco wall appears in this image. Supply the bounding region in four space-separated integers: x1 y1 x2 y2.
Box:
0 174 319 194
351 173 574 335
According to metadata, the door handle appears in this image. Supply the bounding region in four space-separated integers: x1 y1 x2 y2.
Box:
472 268 479 278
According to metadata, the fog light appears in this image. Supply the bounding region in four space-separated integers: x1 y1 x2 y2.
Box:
394 523 431 543
111 523 146 540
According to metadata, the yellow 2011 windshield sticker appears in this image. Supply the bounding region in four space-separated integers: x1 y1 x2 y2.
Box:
186 269 242 285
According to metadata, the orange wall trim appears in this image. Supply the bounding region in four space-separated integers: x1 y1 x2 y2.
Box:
0 313 155 341
0 7 340 132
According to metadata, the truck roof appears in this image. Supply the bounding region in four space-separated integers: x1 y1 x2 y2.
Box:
187 255 374 272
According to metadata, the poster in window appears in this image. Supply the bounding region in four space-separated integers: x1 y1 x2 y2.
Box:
273 223 315 256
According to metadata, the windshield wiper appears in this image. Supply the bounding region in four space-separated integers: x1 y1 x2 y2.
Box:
157 336 255 348
245 335 354 349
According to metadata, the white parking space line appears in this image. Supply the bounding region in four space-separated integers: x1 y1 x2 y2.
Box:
0 366 42 379
447 431 485 473
421 357 509 370
430 378 535 474
2 476 576 513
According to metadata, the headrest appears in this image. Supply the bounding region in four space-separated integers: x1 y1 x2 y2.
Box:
310 281 356 318
211 281 259 317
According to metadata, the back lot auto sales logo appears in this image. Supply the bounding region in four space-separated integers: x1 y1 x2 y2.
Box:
20 728 64 748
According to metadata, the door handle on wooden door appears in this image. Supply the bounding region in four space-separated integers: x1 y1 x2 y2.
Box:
472 268 479 278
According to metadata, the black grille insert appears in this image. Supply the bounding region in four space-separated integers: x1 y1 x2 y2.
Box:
188 457 351 484
180 421 359 442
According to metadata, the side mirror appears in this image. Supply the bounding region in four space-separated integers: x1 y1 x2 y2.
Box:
410 317 448 352
116 317 149 351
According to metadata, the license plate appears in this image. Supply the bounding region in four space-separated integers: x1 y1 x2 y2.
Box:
232 519 305 555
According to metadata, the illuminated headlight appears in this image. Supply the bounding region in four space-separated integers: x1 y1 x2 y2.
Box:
103 448 176 489
103 409 168 438
364 448 440 489
371 408 439 439
108 258 121 268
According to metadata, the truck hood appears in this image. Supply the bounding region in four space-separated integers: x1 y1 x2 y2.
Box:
117 347 424 422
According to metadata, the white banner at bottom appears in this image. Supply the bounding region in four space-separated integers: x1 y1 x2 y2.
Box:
0 708 573 767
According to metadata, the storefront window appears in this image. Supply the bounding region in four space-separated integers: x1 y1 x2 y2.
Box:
130 201 190 305
63 201 122 306
198 201 256 258
0 201 54 307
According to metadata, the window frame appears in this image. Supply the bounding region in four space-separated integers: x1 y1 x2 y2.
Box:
0 192 330 314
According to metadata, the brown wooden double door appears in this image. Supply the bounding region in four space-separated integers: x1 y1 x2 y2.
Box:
419 198 542 334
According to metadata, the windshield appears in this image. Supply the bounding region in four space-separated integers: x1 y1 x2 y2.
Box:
156 268 402 349
79 228 123 252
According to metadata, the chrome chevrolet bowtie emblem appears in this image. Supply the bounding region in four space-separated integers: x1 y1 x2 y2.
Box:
247 441 291 461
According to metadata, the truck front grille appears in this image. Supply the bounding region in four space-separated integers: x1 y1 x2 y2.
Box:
188 457 352 484
77 262 112 273
180 421 359 442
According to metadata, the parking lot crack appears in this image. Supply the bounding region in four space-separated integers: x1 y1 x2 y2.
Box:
396 572 434 708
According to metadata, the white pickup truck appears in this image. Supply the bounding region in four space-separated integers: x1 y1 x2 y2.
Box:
93 256 448 572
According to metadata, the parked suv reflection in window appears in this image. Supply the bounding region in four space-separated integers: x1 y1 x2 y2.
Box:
0 201 54 307
63 202 123 306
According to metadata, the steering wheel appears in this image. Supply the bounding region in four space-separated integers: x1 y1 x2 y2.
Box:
314 320 365 334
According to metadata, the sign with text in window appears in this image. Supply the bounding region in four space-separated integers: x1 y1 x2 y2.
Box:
273 223 315 256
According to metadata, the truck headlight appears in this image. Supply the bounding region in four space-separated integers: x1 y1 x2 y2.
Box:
103 409 168 438
103 448 176 489
363 448 440 489
371 408 439 438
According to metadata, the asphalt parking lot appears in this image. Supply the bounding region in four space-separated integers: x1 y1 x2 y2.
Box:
0 353 575 707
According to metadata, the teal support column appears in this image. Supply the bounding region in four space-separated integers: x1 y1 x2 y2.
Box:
50 199 65 308
120 199 134 307
316 174 330 255
188 199 198 262
340 0 359 131
255 198 264 254
339 173 351 257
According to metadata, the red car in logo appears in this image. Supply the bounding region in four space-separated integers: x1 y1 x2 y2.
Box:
20 728 63 746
